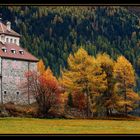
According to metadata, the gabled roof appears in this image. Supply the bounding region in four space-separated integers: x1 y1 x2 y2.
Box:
0 42 38 62
0 22 21 37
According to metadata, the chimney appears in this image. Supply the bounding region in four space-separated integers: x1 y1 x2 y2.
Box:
6 21 11 31
0 13 2 23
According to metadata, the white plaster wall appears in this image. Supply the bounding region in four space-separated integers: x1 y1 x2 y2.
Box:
5 35 20 46
0 34 20 46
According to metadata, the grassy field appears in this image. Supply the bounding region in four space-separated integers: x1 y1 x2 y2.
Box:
0 117 140 134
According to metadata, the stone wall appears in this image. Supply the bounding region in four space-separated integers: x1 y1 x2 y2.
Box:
0 58 37 104
28 62 37 103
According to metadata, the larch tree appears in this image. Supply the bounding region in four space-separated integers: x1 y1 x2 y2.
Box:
38 67 62 116
37 59 46 75
23 60 62 117
96 53 116 116
60 48 107 117
113 56 140 116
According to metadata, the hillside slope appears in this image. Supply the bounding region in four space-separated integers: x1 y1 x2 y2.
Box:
127 7 140 17
0 6 140 90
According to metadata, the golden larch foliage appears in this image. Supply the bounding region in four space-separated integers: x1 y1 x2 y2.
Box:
37 59 46 75
95 53 115 116
60 47 107 117
113 55 139 115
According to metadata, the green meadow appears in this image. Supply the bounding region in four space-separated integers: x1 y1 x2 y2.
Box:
0 117 140 134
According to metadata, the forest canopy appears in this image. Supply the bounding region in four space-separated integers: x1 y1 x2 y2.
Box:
1 6 140 91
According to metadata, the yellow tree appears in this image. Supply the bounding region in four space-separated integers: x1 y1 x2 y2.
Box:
113 56 139 116
60 48 107 117
37 59 46 75
96 53 115 116
43 67 57 82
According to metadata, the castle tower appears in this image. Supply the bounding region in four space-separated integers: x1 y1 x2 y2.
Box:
0 19 38 104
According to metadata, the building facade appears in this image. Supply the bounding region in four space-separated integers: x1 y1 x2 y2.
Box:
0 19 38 104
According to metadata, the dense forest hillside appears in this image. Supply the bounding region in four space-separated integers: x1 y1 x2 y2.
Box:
127 7 140 17
1 6 140 90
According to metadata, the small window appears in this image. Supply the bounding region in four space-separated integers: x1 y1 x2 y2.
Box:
11 49 16 54
19 50 24 55
2 47 7 53
16 92 19 95
10 38 13 43
1 35 4 40
6 38 9 43
4 91 6 94
14 39 16 44
4 90 7 98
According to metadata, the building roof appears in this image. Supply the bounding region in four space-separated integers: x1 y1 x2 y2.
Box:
0 22 21 37
0 42 39 62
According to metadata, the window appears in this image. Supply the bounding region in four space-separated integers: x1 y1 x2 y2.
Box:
19 50 24 55
2 47 7 53
4 91 7 98
10 38 13 43
11 49 16 54
14 39 16 44
16 92 19 95
6 38 9 43
1 35 4 41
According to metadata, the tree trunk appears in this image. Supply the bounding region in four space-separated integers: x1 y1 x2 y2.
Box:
91 112 93 118
106 108 109 116
124 89 127 116
87 92 89 118
110 108 112 116
123 76 127 117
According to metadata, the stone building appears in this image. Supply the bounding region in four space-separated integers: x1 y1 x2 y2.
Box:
0 19 38 104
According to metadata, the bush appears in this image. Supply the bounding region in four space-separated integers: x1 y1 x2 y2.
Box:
0 102 65 118
47 106 65 118
0 104 9 117
3 102 38 117
4 102 19 117
21 104 39 117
